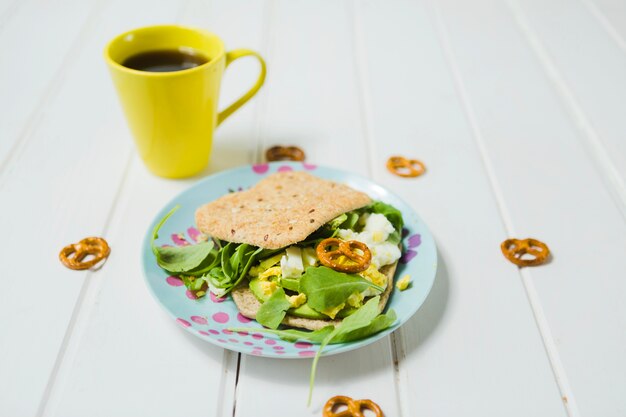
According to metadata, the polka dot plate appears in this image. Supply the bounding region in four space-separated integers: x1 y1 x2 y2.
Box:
141 162 437 358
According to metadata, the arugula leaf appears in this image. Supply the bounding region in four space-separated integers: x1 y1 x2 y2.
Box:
300 267 383 314
228 326 334 344
334 309 397 343
255 288 292 329
150 206 217 274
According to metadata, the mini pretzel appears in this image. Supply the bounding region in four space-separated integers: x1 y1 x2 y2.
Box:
386 156 425 178
59 237 110 270
266 145 306 161
323 395 384 417
316 238 371 273
501 238 550 267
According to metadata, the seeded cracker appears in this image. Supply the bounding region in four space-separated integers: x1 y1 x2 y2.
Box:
195 171 372 249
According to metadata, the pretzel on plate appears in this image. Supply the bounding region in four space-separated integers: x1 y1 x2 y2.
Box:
316 238 371 273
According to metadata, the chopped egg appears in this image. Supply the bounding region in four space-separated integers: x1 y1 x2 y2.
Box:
321 302 345 319
280 246 304 278
259 266 281 280
396 275 411 291
288 293 307 308
337 214 401 268
360 265 387 297
260 280 278 297
347 291 364 308
301 247 318 267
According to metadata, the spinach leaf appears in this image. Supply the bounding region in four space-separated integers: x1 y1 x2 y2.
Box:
207 244 264 296
255 288 292 329
300 267 383 314
151 206 217 274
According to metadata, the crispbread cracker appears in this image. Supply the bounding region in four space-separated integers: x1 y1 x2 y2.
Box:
195 172 371 249
231 262 398 331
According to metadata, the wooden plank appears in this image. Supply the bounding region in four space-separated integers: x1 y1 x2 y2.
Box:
432 0 626 415
356 0 568 416
510 0 626 216
44 1 269 417
584 0 626 51
0 0 196 416
0 0 97 168
233 1 400 416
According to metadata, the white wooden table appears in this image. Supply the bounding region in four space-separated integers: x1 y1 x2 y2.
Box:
2 0 626 415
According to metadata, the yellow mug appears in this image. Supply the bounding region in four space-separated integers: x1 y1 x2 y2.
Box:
104 25 266 178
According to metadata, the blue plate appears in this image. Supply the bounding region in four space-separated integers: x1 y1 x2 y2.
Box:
142 162 437 358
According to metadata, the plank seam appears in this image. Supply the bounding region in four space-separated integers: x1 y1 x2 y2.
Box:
36 149 134 417
505 0 626 224
580 0 626 53
350 1 405 416
429 0 578 415
0 0 107 187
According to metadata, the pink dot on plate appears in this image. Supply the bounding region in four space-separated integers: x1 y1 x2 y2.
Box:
176 318 191 327
252 164 269 174
276 350 285 355
199 331 210 336
166 276 183 286
218 339 227 343
273 346 284 350
252 350 263 356
222 329 233 335
295 341 312 349
244 341 254 346
187 227 201 242
186 290 197 300
209 329 219 335
212 312 229 323
229 338 239 343
302 162 317 170
210 292 226 303
277 165 293 172
237 313 252 323
252 333 263 340
298 350 316 357
265 339 276 345
237 331 248 336
191 316 208 325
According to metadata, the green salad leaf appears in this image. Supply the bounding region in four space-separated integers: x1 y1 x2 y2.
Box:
233 326 335 344
151 206 217 274
256 288 292 329
299 267 383 314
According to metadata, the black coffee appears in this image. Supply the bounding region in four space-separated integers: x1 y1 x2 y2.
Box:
122 48 209 72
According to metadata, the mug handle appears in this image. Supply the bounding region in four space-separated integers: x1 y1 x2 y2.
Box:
217 49 267 126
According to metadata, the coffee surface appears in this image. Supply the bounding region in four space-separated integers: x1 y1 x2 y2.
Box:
122 48 209 72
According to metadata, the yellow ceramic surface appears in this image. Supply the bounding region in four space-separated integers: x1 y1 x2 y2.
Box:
105 25 266 178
